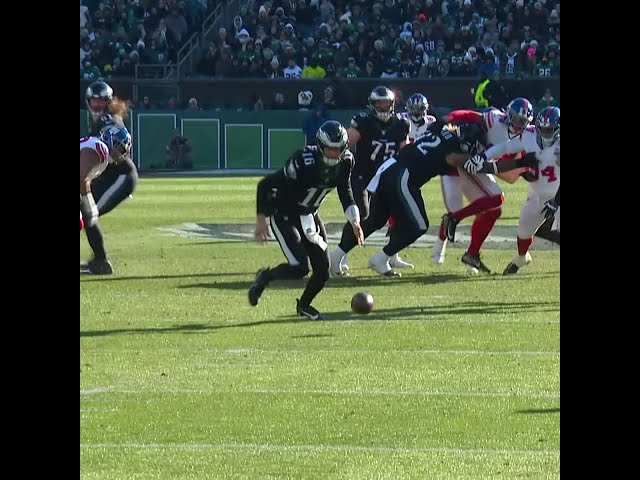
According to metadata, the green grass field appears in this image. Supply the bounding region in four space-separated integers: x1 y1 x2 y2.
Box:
80 176 560 479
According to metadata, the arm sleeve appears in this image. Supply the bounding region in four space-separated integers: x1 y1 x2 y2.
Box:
448 110 483 124
256 169 287 216
337 154 356 212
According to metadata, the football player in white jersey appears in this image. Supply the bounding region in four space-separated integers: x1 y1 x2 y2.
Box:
464 107 560 275
435 98 534 273
402 93 437 143
80 125 132 272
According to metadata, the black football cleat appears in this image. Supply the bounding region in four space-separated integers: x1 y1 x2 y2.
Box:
296 299 323 320
461 252 491 274
82 258 114 275
442 213 460 243
503 262 520 275
248 268 270 306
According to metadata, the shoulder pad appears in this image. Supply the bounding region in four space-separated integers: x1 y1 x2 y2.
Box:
396 113 409 123
351 111 370 129
284 149 306 179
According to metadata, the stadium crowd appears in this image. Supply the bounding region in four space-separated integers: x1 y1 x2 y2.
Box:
196 0 560 80
80 0 210 79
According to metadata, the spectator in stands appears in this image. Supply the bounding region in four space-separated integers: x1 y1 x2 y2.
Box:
502 43 523 78
248 58 265 78
267 57 283 78
197 43 218 77
419 57 438 78
250 93 264 111
214 46 233 78
139 96 154 110
283 57 303 79
302 104 331 145
215 27 233 50
232 15 247 38
319 0 335 22
302 57 326 78
81 60 101 80
484 72 510 110
271 92 288 110
362 60 377 78
80 3 90 29
338 57 362 78
186 97 201 111
536 88 559 112
165 132 192 169
322 86 338 109
479 51 498 78
165 5 189 45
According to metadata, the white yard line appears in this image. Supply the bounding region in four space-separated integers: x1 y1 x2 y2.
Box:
81 387 559 399
87 348 559 356
80 442 559 456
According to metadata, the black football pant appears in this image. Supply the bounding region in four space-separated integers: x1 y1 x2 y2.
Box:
337 171 372 249
82 158 139 260
339 165 429 256
260 212 330 307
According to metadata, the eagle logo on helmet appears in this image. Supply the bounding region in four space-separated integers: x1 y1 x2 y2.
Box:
368 86 395 122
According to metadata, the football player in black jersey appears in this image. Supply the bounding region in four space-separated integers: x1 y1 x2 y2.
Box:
249 121 364 320
332 86 411 276
81 80 139 275
331 123 534 277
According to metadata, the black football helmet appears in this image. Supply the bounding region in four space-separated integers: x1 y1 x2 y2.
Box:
455 122 487 155
368 86 395 122
316 120 349 166
85 80 114 116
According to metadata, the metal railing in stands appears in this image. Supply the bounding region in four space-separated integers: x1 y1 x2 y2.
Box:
175 2 223 79
134 63 174 81
175 31 200 78
200 2 224 47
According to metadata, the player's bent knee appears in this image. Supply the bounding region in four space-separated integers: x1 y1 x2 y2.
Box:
290 264 310 278
314 268 330 284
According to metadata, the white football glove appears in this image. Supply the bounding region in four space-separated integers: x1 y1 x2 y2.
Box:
463 153 487 175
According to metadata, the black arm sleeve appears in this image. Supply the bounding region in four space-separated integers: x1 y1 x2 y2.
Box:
112 155 139 177
553 185 560 206
256 169 287 216
336 159 356 212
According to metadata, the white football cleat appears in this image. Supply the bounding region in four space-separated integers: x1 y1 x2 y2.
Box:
368 251 401 277
432 238 447 265
503 252 533 275
389 253 414 269
329 248 349 276
340 255 350 271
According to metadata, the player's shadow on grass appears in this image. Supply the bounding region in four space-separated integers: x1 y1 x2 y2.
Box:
515 408 560 414
323 300 559 321
177 271 560 291
80 300 558 338
80 271 255 282
80 318 318 338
